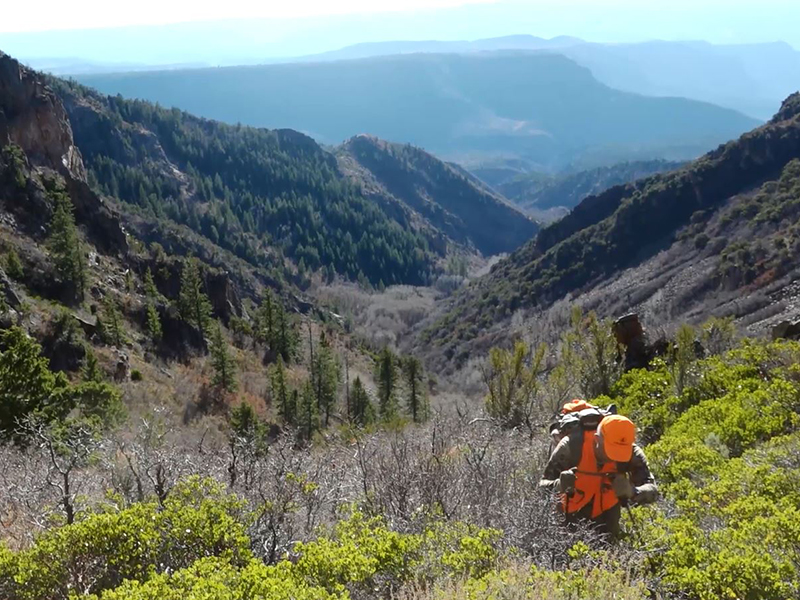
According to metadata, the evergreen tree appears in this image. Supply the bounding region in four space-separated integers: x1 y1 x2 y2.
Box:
81 348 103 383
179 257 212 345
47 189 86 301
298 380 319 442
4 249 23 281
100 297 126 348
271 356 294 425
144 267 159 300
276 303 296 362
376 346 399 420
402 355 428 423
146 302 162 345
210 322 237 393
350 377 375 426
229 402 266 460
0 327 64 440
312 333 340 427
255 292 274 346
230 402 261 441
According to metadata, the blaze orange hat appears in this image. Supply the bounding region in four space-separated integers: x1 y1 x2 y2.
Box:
561 399 593 414
598 415 635 462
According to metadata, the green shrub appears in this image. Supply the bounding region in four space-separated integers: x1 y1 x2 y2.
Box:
4 249 23 280
94 557 338 600
293 510 418 593
652 379 799 475
1 477 250 600
130 369 143 382
621 340 800 600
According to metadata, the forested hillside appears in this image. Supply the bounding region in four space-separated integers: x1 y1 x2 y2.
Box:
74 53 759 171
337 135 537 256
53 79 438 287
495 159 685 213
427 93 800 364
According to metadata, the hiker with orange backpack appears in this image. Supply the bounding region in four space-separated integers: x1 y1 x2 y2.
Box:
539 412 658 537
547 399 615 454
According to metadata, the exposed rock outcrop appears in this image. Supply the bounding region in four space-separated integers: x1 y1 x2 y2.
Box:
0 52 127 253
772 320 800 341
771 93 800 124
0 266 21 309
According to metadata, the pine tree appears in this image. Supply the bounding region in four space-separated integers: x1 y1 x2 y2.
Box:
255 292 274 346
298 379 319 442
4 249 23 281
0 327 62 440
144 268 159 300
100 297 126 348
229 402 265 456
402 355 428 423
47 189 86 301
276 303 296 362
81 348 103 383
210 322 237 393
312 333 340 427
179 257 212 345
350 377 375 426
146 302 162 345
271 356 294 425
376 346 398 420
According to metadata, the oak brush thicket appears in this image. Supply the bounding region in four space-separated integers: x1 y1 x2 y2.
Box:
3 317 799 599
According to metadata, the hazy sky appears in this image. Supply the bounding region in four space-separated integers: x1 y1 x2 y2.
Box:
3 0 497 33
2 0 798 64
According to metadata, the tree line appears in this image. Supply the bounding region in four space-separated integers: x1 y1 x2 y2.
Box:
56 80 440 287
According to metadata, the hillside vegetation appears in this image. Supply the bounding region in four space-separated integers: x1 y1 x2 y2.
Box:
54 79 437 287
3 304 800 599
74 53 759 171
337 135 537 256
427 93 800 364
42 76 532 295
495 159 685 214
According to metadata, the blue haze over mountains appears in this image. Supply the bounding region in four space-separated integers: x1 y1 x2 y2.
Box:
72 51 759 174
3 3 797 209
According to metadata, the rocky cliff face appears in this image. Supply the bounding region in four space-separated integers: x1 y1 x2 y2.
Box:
0 52 127 252
0 52 84 176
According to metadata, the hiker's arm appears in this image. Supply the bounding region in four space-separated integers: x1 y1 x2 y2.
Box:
629 445 658 505
539 438 573 490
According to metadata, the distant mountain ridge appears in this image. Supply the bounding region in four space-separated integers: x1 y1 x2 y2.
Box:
298 35 799 120
303 35 584 61
74 52 759 172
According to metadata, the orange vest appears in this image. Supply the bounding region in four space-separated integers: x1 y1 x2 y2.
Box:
561 431 619 518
